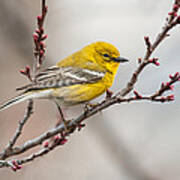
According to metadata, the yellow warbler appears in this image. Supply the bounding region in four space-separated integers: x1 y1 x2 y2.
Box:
0 41 129 111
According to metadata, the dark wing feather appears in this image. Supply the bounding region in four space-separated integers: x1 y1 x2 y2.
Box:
21 66 105 92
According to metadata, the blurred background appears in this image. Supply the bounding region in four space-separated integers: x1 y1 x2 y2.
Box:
0 0 180 179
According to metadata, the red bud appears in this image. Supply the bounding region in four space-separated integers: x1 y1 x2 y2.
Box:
133 90 142 99
167 95 174 101
174 72 179 77
37 15 42 21
168 11 174 15
60 139 68 145
41 34 48 40
33 33 38 41
144 36 149 41
35 29 40 34
155 61 160 66
20 70 26 75
173 4 179 11
170 85 174 90
169 74 173 80
11 167 17 172
16 165 22 170
54 135 60 141
43 141 49 148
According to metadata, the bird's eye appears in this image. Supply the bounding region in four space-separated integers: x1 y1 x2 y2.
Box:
103 54 109 57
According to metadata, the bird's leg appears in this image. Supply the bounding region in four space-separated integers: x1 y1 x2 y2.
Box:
54 102 70 131
43 103 69 147
55 102 65 124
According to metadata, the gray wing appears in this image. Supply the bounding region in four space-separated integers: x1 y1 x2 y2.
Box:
22 66 105 92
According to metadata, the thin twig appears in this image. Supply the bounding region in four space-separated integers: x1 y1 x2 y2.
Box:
0 100 33 160
118 1 180 97
0 160 15 169
33 0 48 76
17 137 67 165
0 0 47 167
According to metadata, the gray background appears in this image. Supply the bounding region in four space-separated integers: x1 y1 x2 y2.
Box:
0 0 180 179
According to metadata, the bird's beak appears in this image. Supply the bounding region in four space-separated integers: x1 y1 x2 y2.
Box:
114 56 129 63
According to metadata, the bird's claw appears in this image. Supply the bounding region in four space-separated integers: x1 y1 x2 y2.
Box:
84 102 99 111
106 89 113 99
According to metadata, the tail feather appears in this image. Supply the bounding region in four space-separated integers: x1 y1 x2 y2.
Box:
0 94 31 111
0 90 52 111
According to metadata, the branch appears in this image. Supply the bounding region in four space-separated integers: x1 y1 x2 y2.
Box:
118 0 180 97
33 0 48 76
0 0 48 170
0 100 33 160
0 71 179 161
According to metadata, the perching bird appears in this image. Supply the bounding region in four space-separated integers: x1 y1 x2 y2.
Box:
0 41 129 111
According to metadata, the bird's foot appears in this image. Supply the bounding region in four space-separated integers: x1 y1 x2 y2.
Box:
106 89 113 99
84 102 99 111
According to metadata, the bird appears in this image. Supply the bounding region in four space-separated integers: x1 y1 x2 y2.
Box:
0 41 129 112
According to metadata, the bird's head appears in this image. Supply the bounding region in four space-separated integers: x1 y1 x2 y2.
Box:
87 41 129 74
